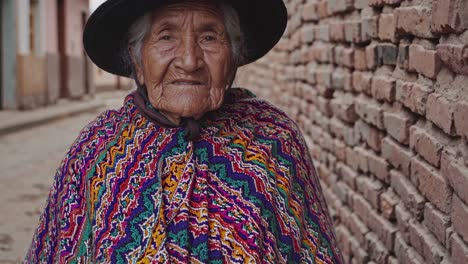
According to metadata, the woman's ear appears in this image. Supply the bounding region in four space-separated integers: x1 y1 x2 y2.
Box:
129 46 145 85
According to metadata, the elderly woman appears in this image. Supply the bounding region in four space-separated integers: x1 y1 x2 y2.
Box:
26 0 342 263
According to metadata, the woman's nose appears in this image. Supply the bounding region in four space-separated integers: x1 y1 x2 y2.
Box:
174 36 203 73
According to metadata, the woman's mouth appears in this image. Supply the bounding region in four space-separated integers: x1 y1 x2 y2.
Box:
171 80 204 85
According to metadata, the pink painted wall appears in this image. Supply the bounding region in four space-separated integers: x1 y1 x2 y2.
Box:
65 0 89 57
44 0 58 54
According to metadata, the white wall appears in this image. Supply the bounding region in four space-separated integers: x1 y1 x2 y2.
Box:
16 0 30 55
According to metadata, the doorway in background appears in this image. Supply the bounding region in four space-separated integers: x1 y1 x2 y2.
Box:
0 1 3 109
81 11 90 94
57 0 67 98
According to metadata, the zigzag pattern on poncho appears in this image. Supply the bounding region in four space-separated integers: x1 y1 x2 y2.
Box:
26 88 343 263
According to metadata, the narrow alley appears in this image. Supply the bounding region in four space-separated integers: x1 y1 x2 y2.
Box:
0 91 127 263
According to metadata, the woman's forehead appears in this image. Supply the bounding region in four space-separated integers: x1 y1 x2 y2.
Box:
150 1 225 27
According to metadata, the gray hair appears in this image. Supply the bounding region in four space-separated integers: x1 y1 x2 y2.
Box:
126 2 246 77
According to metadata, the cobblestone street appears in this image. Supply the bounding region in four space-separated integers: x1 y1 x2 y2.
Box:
0 91 127 263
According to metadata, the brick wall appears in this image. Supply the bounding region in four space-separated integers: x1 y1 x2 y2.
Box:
236 0 468 263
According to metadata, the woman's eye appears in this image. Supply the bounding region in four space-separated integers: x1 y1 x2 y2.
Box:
202 35 216 42
160 35 172 41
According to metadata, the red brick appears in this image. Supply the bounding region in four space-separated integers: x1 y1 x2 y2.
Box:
316 24 330 42
343 124 359 146
337 162 358 190
368 154 390 184
354 96 384 129
368 209 397 250
454 100 468 138
288 13 302 35
376 43 398 66
378 13 397 42
383 106 416 145
411 157 452 213
382 137 413 176
317 85 334 99
344 20 362 43
409 125 445 168
333 139 347 162
368 0 384 6
315 66 332 88
380 190 398 220
303 84 318 104
327 0 354 15
409 44 442 79
426 93 455 135
354 48 367 70
431 0 468 34
361 16 378 42
395 233 425 264
355 120 385 152
371 76 396 102
305 63 317 86
332 68 352 91
314 111 331 131
334 181 351 203
441 152 468 205
356 176 383 209
452 194 468 244
316 0 329 18
335 225 352 259
355 0 369 9
346 211 369 244
334 46 354 68
424 203 450 246
349 237 370 263
346 147 360 171
300 24 316 44
302 2 319 21
390 170 425 219
395 203 412 240
384 0 402 5
332 93 359 123
312 43 334 63
308 121 323 144
395 7 436 39
366 44 378 70
396 81 433 116
354 146 370 173
330 22 345 42
436 44 468 76
329 117 345 139
317 129 334 151
398 44 410 69
365 232 390 263
450 234 468 264
352 71 372 95
408 220 446 264
316 163 332 183
352 193 373 223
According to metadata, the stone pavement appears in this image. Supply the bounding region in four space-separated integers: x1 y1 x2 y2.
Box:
0 90 130 263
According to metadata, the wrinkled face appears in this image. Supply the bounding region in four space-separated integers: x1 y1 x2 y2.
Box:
133 1 233 124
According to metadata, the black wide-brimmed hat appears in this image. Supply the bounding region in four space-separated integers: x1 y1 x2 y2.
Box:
83 0 288 77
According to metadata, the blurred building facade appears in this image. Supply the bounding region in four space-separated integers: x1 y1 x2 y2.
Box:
94 65 133 92
0 0 94 110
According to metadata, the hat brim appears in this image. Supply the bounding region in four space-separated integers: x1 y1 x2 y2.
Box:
83 0 288 77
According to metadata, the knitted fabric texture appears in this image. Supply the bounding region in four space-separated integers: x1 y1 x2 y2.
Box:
26 88 343 263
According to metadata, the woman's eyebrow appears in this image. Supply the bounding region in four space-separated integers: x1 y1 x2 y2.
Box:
154 21 177 34
197 22 224 33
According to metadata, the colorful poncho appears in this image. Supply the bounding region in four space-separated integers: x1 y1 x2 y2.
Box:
26 88 343 263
